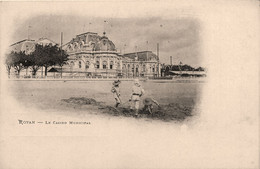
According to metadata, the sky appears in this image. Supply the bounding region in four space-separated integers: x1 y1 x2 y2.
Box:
11 15 202 67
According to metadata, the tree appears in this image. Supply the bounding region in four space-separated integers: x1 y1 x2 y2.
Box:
10 51 27 76
31 44 69 77
53 48 69 78
32 44 52 76
194 67 205 71
5 52 13 77
42 44 57 76
29 46 44 76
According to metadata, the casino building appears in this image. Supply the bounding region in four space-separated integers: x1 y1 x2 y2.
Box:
8 31 161 78
62 32 161 78
63 32 122 77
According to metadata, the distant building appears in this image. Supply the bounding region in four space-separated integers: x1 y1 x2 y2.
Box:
122 51 160 77
63 32 160 78
10 39 35 54
8 37 58 77
8 32 161 78
10 37 57 54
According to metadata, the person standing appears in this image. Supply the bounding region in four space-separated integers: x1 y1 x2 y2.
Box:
129 79 145 116
111 79 121 107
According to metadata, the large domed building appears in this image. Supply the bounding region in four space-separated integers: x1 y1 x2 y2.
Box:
63 32 122 77
63 32 161 78
8 32 161 78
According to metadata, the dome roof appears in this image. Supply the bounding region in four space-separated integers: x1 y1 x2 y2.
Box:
94 36 116 51
65 32 117 52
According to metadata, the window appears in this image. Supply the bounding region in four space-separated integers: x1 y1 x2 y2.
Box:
103 61 107 69
85 61 90 69
117 62 120 69
110 61 113 69
79 61 81 68
96 61 100 69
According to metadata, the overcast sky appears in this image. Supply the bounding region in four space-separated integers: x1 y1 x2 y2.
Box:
12 15 202 67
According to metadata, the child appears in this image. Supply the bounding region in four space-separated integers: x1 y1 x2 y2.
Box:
143 98 160 114
111 80 121 107
129 79 145 116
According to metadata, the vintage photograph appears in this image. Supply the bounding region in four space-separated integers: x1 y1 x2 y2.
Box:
6 15 204 121
0 1 259 169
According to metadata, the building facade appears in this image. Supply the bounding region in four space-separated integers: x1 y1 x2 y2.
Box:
10 37 57 54
8 38 58 77
62 32 161 78
8 32 161 78
122 51 161 77
62 32 122 77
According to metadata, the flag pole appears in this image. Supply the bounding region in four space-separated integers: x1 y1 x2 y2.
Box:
60 32 63 78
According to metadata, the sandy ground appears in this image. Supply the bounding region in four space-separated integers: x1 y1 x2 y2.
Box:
6 80 203 121
0 79 258 169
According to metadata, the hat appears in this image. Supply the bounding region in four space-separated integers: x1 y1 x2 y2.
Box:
134 79 140 85
143 98 152 105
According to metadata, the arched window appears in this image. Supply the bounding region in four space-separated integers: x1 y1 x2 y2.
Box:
96 61 100 69
117 62 120 69
103 61 107 69
136 65 139 73
143 64 146 72
79 61 82 68
85 61 90 69
110 61 113 69
152 65 155 72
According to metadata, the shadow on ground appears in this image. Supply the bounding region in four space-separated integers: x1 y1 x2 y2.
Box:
62 97 195 122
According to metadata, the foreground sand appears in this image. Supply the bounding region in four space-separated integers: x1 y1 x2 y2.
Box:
6 80 203 121
1 79 258 169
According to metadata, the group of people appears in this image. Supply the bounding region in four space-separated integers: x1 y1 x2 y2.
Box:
111 78 159 116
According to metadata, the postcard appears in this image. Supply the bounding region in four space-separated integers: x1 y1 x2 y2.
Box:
0 1 259 168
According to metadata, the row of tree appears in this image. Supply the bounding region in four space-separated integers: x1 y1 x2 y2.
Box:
162 64 205 71
161 64 206 76
5 44 68 77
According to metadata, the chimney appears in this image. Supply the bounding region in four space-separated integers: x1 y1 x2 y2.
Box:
157 43 159 60
61 32 63 49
